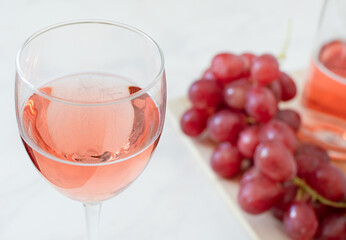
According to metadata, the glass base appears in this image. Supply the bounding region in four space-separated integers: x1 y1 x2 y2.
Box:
298 108 346 173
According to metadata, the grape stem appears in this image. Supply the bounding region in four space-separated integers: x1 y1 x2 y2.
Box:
292 177 346 208
277 19 292 61
295 188 304 201
246 117 256 124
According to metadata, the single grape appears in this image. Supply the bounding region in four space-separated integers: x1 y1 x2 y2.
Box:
278 72 297 101
294 142 330 181
271 182 298 220
295 153 324 181
188 79 223 109
245 86 277 123
210 142 242 178
284 201 319 240
211 53 246 84
308 162 346 201
250 54 280 85
238 173 282 214
241 52 256 76
275 109 301 132
223 78 250 110
207 109 246 143
237 125 260 158
254 141 297 182
268 80 282 102
296 143 330 162
240 167 260 186
259 119 298 152
201 68 217 81
316 214 346 240
309 201 335 222
180 108 209 137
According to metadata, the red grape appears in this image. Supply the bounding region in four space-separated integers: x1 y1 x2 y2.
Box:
296 143 330 162
237 125 260 158
308 162 346 201
188 79 223 109
254 141 297 182
268 80 282 102
238 173 282 214
316 214 346 240
181 108 209 137
295 153 324 181
251 54 280 85
240 167 261 186
275 109 301 132
309 201 334 222
259 119 298 152
245 86 277 123
294 142 329 180
241 52 256 76
284 201 318 240
207 110 246 143
211 142 242 178
278 72 297 101
201 68 217 81
271 182 298 220
223 78 250 110
210 53 246 84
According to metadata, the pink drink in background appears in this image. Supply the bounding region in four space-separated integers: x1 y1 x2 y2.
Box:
21 73 160 202
303 40 346 119
301 40 346 172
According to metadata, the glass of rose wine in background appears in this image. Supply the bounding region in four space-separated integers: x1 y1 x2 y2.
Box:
301 0 346 172
15 20 166 239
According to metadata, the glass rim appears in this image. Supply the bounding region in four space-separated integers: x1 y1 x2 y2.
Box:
15 19 165 106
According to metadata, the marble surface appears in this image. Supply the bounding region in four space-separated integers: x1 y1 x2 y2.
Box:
0 0 323 239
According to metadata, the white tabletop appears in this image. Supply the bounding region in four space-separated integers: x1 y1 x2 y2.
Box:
0 0 323 239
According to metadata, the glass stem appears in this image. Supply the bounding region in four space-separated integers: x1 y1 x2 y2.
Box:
84 202 102 240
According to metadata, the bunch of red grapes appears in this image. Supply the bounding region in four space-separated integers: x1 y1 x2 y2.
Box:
180 52 346 240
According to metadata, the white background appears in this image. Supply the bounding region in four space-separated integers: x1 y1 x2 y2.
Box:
0 0 323 239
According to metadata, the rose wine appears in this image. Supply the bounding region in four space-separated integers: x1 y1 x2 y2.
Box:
21 73 161 202
301 40 346 172
302 40 346 119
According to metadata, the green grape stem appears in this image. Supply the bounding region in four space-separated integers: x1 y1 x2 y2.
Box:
277 19 292 61
246 117 256 124
295 188 304 201
292 177 346 208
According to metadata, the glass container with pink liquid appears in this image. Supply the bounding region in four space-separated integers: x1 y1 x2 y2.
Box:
15 20 166 239
301 0 346 172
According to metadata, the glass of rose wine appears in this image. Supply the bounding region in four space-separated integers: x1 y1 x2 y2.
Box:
15 20 166 239
300 0 346 172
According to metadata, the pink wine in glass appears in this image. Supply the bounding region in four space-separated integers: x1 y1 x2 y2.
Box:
21 73 161 202
301 40 346 172
303 40 346 119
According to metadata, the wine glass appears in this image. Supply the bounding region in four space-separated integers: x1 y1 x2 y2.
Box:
300 0 346 172
15 20 166 239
